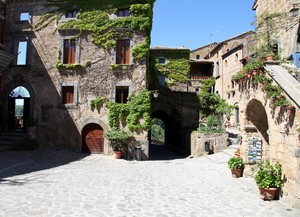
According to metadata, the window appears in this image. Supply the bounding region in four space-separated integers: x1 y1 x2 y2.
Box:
116 86 129 103
157 57 166 64
63 39 76 64
66 10 77 18
15 41 28 65
215 61 220 77
62 86 74 104
196 55 200 60
116 39 130 64
235 53 239 62
20 12 30 21
117 8 130 17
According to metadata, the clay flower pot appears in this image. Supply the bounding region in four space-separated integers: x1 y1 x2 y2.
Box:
259 188 277 200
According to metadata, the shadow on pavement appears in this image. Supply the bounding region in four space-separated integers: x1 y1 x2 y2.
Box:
149 143 186 160
0 147 89 183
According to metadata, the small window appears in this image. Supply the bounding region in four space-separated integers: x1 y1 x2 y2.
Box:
116 39 130 64
62 86 74 104
117 8 130 17
116 86 129 103
235 53 239 61
63 39 76 64
66 10 77 18
16 41 28 65
215 61 220 77
196 55 200 60
20 12 30 22
157 57 166 64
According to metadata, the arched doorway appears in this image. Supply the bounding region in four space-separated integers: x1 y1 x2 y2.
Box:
81 123 104 154
150 110 181 160
7 86 30 130
246 99 269 144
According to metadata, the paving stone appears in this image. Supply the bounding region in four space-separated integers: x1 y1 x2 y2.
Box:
0 147 300 216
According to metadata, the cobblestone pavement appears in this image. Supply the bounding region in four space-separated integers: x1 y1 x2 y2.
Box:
0 146 300 217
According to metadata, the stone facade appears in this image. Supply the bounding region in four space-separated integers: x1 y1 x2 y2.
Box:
0 0 153 157
191 31 255 103
253 0 300 59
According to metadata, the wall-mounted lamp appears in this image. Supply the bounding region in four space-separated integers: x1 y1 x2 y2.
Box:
150 90 159 98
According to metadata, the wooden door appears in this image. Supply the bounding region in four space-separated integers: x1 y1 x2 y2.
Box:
82 123 104 154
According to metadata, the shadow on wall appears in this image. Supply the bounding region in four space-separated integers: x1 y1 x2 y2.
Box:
246 99 270 144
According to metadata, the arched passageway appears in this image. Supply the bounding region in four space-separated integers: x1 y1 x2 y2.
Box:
81 123 104 154
150 110 183 160
246 99 269 144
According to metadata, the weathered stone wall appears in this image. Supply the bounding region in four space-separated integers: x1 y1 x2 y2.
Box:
254 0 299 58
191 132 228 157
234 73 300 208
1 0 150 155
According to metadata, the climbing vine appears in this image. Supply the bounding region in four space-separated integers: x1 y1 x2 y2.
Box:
35 0 154 54
91 90 151 132
151 49 191 86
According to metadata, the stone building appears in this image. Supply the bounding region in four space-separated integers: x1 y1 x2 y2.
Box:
248 0 300 207
149 47 199 155
0 0 154 157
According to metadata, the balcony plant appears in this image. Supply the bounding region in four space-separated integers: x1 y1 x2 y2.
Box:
254 160 282 200
228 156 245 178
104 127 133 159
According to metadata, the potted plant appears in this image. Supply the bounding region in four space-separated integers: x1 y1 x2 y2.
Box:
104 127 133 159
254 160 282 200
228 156 245 178
26 118 38 137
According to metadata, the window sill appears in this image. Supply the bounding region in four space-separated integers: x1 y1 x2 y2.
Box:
109 64 133 70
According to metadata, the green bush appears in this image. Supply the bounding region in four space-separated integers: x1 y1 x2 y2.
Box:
254 160 282 189
228 157 245 170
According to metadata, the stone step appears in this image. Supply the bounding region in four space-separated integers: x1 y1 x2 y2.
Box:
0 130 27 151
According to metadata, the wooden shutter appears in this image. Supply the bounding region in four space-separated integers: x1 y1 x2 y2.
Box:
63 39 76 64
62 86 74 104
116 39 130 64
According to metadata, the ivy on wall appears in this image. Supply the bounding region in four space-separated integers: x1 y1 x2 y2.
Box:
150 49 191 86
34 0 155 69
91 90 151 132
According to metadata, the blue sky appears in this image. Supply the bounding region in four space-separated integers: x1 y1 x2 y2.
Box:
150 0 256 50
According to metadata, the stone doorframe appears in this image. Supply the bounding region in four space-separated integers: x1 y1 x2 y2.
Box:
79 118 109 155
1 80 35 128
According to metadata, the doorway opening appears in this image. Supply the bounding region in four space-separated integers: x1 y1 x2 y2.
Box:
7 86 30 130
151 118 165 145
82 123 104 154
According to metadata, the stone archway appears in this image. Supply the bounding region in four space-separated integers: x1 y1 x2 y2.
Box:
1 81 35 131
246 99 269 144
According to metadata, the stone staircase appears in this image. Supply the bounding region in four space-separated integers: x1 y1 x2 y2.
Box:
0 130 27 152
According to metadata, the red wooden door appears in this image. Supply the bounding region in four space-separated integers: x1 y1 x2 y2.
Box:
82 124 104 154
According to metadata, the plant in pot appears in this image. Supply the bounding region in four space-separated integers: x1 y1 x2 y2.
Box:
104 127 133 159
254 160 282 200
228 156 245 178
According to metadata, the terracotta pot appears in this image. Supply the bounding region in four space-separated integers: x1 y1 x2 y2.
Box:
231 168 243 178
113 151 122 159
259 188 277 200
